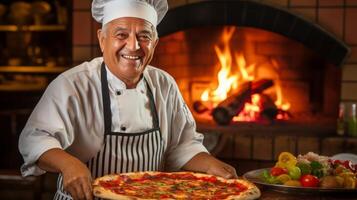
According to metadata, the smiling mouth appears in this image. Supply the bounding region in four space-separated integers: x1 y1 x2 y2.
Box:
122 55 140 60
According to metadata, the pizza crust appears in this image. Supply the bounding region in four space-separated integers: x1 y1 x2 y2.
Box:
93 171 261 200
93 186 142 200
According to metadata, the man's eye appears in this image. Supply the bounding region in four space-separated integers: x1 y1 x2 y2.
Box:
116 33 127 39
138 35 151 41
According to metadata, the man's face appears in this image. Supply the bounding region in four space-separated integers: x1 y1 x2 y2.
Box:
98 17 158 87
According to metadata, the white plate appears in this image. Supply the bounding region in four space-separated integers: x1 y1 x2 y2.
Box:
331 153 357 164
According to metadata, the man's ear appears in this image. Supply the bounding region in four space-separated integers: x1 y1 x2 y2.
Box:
147 38 159 64
97 29 105 52
153 38 159 49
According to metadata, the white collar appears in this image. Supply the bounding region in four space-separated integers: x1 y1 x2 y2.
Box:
105 65 146 92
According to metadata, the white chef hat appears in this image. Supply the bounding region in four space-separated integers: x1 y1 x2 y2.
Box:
92 0 168 27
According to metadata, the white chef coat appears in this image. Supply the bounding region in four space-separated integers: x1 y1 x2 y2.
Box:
18 57 208 176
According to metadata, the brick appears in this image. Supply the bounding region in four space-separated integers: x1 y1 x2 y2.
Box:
151 54 174 67
91 47 102 58
290 0 317 7
168 0 187 9
153 42 168 55
234 135 252 159
345 138 357 154
91 20 101 45
216 134 235 159
280 68 303 80
341 82 357 101
202 132 221 153
277 81 310 113
259 161 276 169
165 66 190 79
297 137 320 155
235 160 260 176
73 46 92 63
165 41 187 54
160 36 173 43
290 8 316 22
187 0 206 4
274 136 296 160
173 54 189 66
346 8 357 45
346 0 357 6
321 137 345 156
253 136 273 160
319 0 344 6
73 0 91 9
264 0 289 7
342 64 357 81
318 8 343 40
191 53 216 66
171 31 186 40
256 42 291 56
73 11 92 45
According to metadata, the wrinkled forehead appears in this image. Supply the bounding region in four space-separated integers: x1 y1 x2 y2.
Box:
107 17 154 32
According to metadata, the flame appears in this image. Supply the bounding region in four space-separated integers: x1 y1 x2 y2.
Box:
233 94 262 121
199 27 291 121
236 53 255 81
200 27 239 105
271 59 290 112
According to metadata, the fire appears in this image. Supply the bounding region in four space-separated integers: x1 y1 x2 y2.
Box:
199 27 290 122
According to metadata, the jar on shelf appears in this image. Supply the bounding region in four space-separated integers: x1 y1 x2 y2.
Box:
336 103 346 136
347 103 357 137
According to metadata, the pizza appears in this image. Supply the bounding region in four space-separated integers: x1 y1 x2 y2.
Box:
93 171 261 200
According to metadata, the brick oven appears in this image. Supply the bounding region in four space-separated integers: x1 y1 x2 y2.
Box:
150 0 356 174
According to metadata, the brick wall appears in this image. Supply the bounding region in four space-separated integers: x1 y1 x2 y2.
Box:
203 131 357 174
72 0 357 113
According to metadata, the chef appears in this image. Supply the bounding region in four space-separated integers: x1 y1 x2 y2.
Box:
18 0 238 199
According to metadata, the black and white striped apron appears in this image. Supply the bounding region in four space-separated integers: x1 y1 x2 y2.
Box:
54 63 165 200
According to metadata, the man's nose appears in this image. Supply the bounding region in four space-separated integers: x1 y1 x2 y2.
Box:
126 35 140 51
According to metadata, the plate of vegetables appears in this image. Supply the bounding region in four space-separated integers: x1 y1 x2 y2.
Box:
243 152 357 194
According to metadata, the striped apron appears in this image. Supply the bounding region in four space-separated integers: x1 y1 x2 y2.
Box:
54 63 165 200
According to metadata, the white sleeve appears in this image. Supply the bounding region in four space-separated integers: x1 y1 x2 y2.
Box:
164 83 209 171
18 76 78 177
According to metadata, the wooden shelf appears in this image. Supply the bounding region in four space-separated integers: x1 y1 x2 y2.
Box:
0 25 66 32
0 83 46 92
0 66 67 74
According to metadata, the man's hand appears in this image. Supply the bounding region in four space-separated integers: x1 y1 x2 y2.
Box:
38 148 93 200
62 159 93 200
205 157 238 179
182 152 238 179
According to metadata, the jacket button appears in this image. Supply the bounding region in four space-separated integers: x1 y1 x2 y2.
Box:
120 126 126 131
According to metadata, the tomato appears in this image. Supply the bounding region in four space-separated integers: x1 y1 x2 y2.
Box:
342 160 355 171
333 160 356 172
300 174 319 187
201 176 217 183
288 166 301 180
270 167 288 176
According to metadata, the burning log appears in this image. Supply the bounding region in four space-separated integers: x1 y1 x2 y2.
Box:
260 94 278 120
211 79 274 125
193 101 209 114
